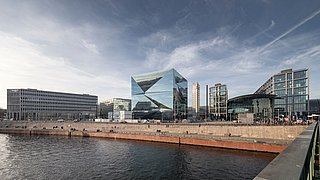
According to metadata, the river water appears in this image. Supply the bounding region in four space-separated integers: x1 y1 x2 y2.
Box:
0 133 275 180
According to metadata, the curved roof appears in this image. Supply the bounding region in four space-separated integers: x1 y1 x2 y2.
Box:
228 94 278 103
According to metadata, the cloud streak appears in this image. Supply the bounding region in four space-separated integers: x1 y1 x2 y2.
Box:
260 7 320 52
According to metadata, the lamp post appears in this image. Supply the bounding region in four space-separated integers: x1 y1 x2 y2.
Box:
277 109 280 123
161 111 163 123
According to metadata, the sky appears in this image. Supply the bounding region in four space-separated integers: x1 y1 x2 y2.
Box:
0 0 320 109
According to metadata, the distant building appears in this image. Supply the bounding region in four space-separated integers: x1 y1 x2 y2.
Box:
0 108 6 119
109 111 132 121
131 69 188 121
228 94 277 122
192 83 200 114
309 99 320 114
99 100 113 119
7 88 97 121
209 83 228 120
113 98 131 111
99 98 131 119
255 69 309 119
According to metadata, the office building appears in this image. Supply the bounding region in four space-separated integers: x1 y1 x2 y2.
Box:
255 69 309 119
7 88 97 121
192 82 200 113
209 83 228 120
131 69 188 121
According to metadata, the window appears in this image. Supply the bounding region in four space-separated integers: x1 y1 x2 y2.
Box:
294 95 307 103
274 90 286 96
274 74 285 82
294 71 306 79
274 82 285 89
294 87 306 95
294 79 306 87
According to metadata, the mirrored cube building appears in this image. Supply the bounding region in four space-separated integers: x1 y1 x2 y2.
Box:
131 69 188 122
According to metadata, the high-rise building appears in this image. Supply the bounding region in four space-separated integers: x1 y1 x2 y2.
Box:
209 83 228 120
255 69 309 119
7 88 97 121
131 69 188 121
192 83 200 113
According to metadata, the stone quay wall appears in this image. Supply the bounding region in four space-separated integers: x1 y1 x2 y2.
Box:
0 121 306 140
0 128 287 153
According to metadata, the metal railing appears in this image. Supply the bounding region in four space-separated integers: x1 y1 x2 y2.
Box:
254 122 319 180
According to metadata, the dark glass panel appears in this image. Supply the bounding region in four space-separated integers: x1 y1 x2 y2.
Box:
294 71 306 79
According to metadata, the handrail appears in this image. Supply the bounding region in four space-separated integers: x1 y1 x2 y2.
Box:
254 122 318 180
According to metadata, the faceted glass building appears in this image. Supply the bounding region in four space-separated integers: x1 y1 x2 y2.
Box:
131 69 188 121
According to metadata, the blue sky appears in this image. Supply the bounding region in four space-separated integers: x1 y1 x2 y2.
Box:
0 0 320 108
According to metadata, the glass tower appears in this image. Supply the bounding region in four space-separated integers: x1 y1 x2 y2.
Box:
131 69 188 121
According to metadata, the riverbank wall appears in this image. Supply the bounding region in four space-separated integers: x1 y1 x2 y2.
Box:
0 121 307 153
0 128 287 153
0 121 306 140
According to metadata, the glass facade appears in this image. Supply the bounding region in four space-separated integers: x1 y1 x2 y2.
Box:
131 69 187 121
228 94 275 121
256 69 309 120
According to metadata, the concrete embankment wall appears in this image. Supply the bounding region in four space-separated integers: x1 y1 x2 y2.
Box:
0 121 306 140
0 128 287 153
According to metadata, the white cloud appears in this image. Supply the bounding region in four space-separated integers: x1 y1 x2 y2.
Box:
0 31 130 108
282 45 320 65
82 39 100 54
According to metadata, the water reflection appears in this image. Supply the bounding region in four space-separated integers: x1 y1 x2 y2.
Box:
0 134 275 180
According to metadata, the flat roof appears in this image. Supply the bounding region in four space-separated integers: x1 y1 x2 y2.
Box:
228 94 278 103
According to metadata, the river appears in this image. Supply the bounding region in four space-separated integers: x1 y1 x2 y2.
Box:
0 133 275 180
